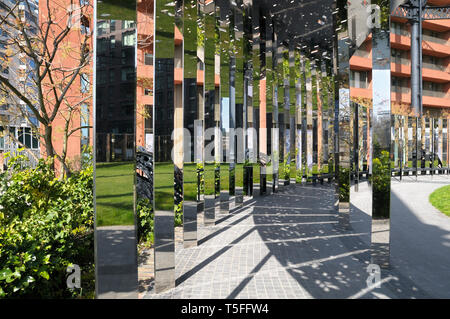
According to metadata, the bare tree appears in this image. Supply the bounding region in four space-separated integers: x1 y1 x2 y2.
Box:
0 0 93 175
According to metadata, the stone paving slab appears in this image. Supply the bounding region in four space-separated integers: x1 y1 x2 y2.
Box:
141 175 450 299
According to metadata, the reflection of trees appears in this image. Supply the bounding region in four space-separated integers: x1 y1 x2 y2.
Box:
372 150 390 219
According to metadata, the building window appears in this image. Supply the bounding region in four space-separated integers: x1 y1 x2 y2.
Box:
110 20 116 32
17 127 38 149
81 103 89 147
122 21 136 29
121 67 135 82
144 88 153 96
122 31 135 47
350 70 368 89
110 35 116 49
144 53 153 65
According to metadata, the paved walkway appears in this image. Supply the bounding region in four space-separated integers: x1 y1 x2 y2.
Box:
142 174 450 299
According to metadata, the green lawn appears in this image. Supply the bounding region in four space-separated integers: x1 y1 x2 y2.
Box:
98 0 136 21
96 162 135 226
429 185 450 217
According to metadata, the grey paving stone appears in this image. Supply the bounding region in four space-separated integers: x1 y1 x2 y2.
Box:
143 177 450 299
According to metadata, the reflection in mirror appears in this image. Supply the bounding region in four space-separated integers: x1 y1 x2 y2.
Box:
233 0 245 207
218 1 231 213
153 0 175 293
95 0 138 298
183 0 199 247
370 0 391 269
288 46 296 185
202 0 217 226
333 0 351 228
275 42 284 190
251 0 262 197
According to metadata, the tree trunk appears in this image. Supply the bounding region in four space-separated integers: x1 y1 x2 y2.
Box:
44 124 55 170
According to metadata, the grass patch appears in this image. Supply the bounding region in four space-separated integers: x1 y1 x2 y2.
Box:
96 161 135 226
429 185 450 217
98 0 136 21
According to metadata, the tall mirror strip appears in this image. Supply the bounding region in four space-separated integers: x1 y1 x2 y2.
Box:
295 50 303 184
272 30 279 193
95 0 138 299
264 15 274 195
202 0 217 226
233 0 245 207
219 1 231 214
300 53 308 183
370 0 392 269
288 45 296 185
153 0 175 293
243 0 253 199
182 0 199 248
276 41 284 190
305 55 313 182
333 0 351 228
251 0 262 196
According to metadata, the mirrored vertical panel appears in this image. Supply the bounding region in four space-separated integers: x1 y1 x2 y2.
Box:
311 60 319 180
300 54 308 183
203 0 218 225
295 50 303 184
251 0 262 196
153 0 175 292
233 0 245 206
305 56 314 181
218 1 231 213
275 42 285 190
332 0 352 228
288 46 296 184
182 0 199 247
319 61 330 182
327 65 335 182
264 15 274 195
243 0 254 198
95 0 138 298
371 0 391 269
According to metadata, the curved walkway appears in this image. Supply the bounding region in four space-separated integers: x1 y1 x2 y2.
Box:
143 174 450 299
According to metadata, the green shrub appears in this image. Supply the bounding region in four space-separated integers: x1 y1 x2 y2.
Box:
0 151 94 298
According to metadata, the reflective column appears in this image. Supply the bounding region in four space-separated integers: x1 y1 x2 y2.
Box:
295 50 303 184
95 0 138 298
203 0 218 225
153 0 175 292
219 2 231 213
288 45 296 184
265 16 274 195
370 0 392 268
182 0 199 247
276 42 284 190
251 1 262 196
333 0 351 228
233 0 245 207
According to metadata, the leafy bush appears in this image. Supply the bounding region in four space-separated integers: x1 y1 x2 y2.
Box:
0 151 94 298
137 198 154 245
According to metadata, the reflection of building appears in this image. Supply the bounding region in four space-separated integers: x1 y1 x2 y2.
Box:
96 19 136 162
0 0 40 165
350 0 449 116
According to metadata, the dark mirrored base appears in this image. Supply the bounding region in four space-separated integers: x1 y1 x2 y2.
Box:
154 210 175 293
96 226 138 299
